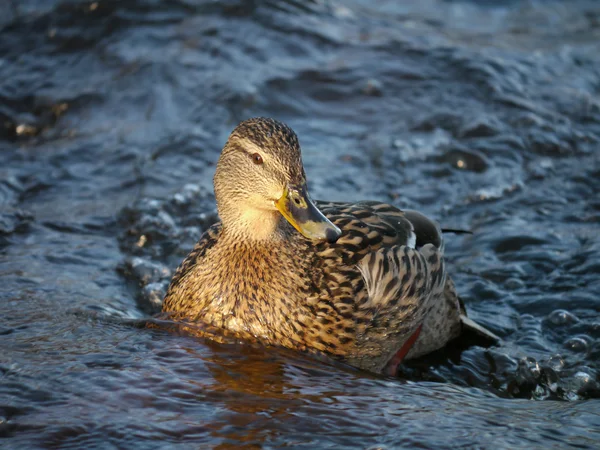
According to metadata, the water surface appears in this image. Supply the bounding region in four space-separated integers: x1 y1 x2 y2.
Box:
1 0 600 448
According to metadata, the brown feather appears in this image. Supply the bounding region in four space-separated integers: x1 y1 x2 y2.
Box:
159 118 490 373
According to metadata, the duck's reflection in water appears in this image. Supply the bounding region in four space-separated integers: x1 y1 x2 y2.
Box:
159 322 373 448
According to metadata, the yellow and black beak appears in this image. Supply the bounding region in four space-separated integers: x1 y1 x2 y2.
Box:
275 184 341 243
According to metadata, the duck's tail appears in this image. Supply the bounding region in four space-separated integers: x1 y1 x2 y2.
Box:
441 228 473 235
459 314 501 345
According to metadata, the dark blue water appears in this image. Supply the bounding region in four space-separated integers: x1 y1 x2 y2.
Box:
1 0 600 448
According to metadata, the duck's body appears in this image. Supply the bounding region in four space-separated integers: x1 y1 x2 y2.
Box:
162 118 496 374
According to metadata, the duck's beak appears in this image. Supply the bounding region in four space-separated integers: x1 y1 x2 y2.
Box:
275 184 341 243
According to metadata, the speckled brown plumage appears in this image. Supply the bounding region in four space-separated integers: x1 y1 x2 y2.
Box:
160 117 492 374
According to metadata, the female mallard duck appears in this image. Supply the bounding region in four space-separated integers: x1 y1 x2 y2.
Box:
162 117 497 375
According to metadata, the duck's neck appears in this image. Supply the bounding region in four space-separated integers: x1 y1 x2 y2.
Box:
219 207 287 243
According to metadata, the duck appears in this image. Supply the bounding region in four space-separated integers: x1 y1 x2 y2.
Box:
161 117 498 375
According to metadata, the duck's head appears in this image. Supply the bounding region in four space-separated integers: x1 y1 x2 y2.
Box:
214 118 341 243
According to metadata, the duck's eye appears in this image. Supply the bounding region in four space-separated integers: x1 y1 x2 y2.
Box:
251 153 263 165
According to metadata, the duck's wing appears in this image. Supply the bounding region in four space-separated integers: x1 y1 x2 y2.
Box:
313 201 448 372
352 242 447 372
162 222 222 312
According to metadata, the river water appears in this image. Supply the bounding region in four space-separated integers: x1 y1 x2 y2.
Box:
1 0 599 448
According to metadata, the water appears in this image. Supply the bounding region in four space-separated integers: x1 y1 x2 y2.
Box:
1 0 600 448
